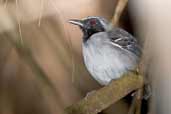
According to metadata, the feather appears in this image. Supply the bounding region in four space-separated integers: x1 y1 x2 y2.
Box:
107 28 142 57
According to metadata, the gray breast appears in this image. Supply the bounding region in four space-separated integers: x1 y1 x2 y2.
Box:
82 32 139 85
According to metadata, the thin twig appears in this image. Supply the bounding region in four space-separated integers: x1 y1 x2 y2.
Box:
128 88 143 114
111 0 128 26
16 0 23 45
135 89 143 114
128 95 137 114
18 21 23 44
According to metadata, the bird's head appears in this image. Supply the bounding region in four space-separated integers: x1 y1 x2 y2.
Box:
69 16 112 41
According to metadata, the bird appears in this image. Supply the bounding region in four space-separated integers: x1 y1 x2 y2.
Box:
69 16 141 86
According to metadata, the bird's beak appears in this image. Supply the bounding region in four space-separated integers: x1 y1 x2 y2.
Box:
68 19 84 27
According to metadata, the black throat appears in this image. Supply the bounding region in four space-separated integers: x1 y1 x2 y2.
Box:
82 28 105 42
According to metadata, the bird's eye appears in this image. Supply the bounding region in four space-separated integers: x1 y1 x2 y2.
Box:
90 19 96 25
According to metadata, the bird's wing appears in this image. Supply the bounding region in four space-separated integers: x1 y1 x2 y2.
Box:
107 28 142 57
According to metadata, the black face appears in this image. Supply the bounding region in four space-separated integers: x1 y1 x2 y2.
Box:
69 17 105 42
81 18 105 40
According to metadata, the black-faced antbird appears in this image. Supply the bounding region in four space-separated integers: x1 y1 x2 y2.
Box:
69 16 141 85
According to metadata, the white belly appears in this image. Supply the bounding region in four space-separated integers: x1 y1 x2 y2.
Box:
82 41 138 85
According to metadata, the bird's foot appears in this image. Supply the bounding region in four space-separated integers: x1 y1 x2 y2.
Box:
131 85 152 100
143 84 152 100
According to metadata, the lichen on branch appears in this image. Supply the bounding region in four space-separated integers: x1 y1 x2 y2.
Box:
65 72 144 114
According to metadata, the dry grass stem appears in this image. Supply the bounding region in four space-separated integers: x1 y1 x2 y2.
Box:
49 0 76 83
16 0 23 44
38 0 44 27
5 32 65 106
111 0 128 26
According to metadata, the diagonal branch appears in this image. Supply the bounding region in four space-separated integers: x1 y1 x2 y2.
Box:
65 72 144 114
